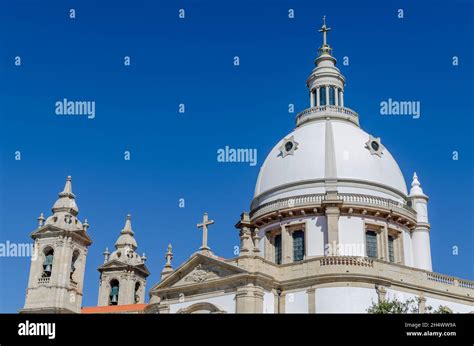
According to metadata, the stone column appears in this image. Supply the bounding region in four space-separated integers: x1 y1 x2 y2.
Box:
325 207 340 255
254 286 264 313
307 288 316 313
277 291 286 313
310 90 315 107
236 285 259 313
325 86 330 106
316 87 320 106
382 225 389 261
340 90 344 107
281 225 292 264
264 232 272 261
334 87 339 106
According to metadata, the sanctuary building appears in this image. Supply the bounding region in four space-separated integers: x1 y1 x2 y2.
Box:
21 19 474 314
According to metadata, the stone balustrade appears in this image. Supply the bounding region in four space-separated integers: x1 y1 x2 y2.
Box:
296 105 359 126
260 255 474 299
37 277 50 285
251 193 416 223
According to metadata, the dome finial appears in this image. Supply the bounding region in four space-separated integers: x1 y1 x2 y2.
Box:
318 15 332 56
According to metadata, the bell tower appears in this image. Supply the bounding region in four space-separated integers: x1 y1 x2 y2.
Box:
97 214 150 306
21 176 92 313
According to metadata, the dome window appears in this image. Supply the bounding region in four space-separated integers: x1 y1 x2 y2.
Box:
365 135 383 157
279 136 299 158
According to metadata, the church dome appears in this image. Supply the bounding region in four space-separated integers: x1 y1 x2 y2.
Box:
251 18 408 211
254 120 408 202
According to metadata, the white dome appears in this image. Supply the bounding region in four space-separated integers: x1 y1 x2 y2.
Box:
253 120 407 206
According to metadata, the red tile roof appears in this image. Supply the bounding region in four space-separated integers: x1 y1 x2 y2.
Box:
81 304 148 314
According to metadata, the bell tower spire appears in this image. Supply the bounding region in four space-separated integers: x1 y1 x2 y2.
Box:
21 176 92 314
97 214 150 306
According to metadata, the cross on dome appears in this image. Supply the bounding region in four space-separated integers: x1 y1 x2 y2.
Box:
319 15 331 46
318 15 332 56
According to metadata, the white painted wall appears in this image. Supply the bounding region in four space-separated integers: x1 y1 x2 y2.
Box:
316 287 378 313
285 290 308 313
338 216 365 256
386 288 418 303
169 293 236 313
306 216 326 257
263 291 275 313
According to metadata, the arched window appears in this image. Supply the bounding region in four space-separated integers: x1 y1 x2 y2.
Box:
134 282 141 304
70 250 80 281
109 279 120 305
42 247 54 277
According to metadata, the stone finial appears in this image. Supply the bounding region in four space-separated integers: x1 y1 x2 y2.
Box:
252 228 261 253
83 218 89 232
60 175 74 196
409 172 425 196
165 244 173 267
103 247 110 263
37 213 45 227
141 252 147 262
121 214 134 235
161 244 174 279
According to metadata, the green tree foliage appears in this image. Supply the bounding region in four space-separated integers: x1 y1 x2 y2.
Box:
367 297 453 314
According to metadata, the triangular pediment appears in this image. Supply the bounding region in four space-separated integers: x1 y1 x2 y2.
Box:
30 224 92 245
98 259 150 276
152 253 247 291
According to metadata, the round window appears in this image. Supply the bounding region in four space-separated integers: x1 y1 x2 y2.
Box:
285 141 294 152
371 141 379 151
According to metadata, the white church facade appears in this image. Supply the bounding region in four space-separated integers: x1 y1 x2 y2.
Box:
21 19 474 314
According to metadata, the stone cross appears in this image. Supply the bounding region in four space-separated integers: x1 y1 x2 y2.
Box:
197 212 214 252
318 15 331 46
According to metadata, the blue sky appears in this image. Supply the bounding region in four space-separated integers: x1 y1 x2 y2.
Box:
0 0 472 312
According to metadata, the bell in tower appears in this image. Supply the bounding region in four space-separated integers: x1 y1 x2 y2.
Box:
42 249 54 277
